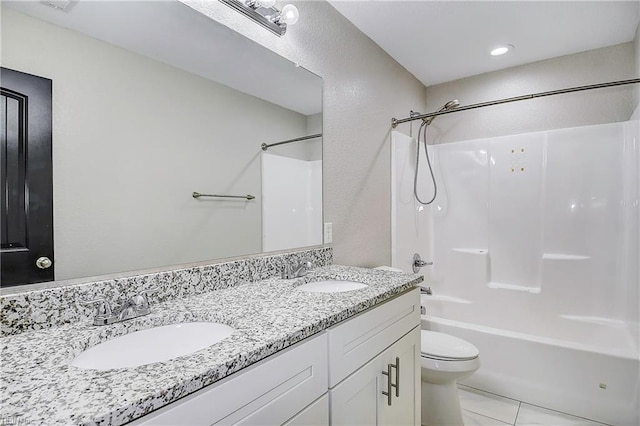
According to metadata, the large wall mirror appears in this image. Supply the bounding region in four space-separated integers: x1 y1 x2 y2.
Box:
1 0 323 287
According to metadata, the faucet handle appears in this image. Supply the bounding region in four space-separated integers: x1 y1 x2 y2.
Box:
281 264 292 279
80 298 113 318
133 287 160 309
139 287 159 298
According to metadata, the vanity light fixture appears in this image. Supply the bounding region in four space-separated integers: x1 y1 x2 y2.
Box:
220 0 299 36
490 44 514 56
41 0 73 11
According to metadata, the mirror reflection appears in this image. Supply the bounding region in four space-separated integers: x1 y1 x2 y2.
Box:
0 0 323 286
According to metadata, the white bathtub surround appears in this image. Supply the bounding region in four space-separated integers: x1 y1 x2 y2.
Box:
0 265 422 425
392 118 639 425
261 153 323 251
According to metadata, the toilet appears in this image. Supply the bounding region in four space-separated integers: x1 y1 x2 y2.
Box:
420 330 480 426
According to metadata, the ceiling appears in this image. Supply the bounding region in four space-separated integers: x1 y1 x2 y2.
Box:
329 1 640 87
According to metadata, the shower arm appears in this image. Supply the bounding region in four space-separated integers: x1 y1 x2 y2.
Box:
391 78 640 128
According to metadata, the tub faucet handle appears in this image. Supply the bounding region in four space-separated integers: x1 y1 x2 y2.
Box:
412 253 433 273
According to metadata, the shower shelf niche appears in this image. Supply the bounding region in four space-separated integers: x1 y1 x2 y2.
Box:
451 248 488 255
487 282 541 294
542 253 590 261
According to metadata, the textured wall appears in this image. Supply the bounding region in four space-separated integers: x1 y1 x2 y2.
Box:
181 1 427 267
425 43 636 144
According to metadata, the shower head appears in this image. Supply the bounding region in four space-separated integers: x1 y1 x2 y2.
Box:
442 99 460 110
424 99 460 125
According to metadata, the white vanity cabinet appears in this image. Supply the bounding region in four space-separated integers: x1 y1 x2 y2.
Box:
130 288 420 426
130 333 329 426
330 328 421 425
328 289 421 426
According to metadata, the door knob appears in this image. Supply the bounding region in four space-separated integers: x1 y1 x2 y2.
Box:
36 257 52 269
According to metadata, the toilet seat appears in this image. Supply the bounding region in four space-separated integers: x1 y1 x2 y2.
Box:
421 330 479 361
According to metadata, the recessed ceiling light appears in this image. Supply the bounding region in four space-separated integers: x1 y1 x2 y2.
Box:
490 44 514 56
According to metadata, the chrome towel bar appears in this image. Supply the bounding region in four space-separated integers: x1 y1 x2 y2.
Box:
192 192 255 200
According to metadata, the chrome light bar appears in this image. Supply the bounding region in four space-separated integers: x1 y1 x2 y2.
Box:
219 0 298 36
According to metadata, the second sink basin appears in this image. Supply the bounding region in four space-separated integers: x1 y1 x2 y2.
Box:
296 280 368 293
71 322 235 370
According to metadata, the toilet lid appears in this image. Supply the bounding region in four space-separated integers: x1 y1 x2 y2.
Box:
421 330 479 361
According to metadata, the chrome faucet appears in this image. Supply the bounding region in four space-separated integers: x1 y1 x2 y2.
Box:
281 259 313 279
420 286 433 295
81 288 159 326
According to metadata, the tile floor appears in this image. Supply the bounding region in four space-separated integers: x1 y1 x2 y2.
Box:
458 385 610 426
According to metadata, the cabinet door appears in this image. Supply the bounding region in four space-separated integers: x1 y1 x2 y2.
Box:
283 394 329 426
330 354 381 426
330 326 420 426
379 327 421 426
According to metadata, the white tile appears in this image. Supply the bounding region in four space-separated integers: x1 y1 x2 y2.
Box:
458 385 520 424
515 403 609 426
463 409 513 426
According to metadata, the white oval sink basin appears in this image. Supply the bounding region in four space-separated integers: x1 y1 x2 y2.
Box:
71 322 235 370
297 280 368 293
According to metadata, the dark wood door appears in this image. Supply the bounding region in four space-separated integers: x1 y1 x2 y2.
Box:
1 67 54 287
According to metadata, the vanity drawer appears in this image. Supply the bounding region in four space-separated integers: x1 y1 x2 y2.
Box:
327 288 420 387
130 332 328 425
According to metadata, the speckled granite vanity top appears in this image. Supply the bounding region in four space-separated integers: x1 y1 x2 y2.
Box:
0 265 421 425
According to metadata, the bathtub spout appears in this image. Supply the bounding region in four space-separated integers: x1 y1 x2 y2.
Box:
421 286 433 295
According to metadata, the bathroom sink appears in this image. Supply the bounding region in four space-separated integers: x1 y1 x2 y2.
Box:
296 280 368 293
71 322 235 370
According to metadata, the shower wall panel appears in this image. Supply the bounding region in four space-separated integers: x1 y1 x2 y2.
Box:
392 120 638 325
430 140 489 293
542 123 626 320
487 133 544 291
391 131 430 274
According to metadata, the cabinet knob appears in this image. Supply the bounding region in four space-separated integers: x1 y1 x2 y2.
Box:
36 257 52 269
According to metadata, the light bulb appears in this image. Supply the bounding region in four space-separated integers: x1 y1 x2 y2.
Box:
279 4 299 25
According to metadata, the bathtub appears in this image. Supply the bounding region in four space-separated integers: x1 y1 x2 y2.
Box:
421 295 640 426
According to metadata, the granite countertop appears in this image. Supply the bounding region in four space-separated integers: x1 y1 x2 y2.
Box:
0 265 422 425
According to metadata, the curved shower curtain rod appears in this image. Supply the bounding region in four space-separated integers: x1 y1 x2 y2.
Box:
391 78 640 128
261 133 322 151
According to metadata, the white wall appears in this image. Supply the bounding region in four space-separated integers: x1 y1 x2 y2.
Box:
181 0 428 267
425 42 636 144
1 8 310 280
265 113 322 162
306 113 323 161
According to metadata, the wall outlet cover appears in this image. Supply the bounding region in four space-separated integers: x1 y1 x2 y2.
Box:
324 222 333 244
